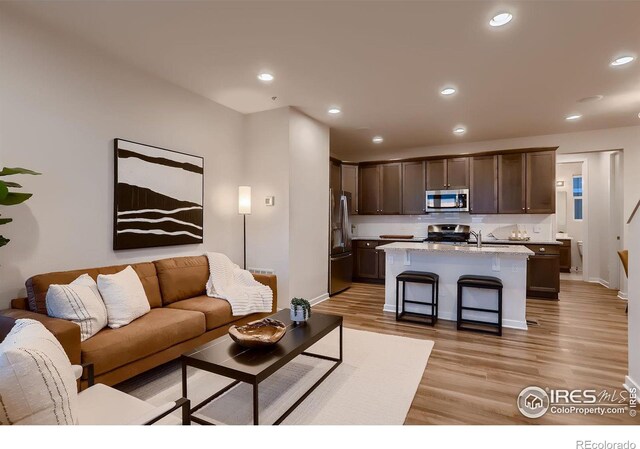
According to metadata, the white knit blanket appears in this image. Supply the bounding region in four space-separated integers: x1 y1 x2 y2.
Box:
205 252 273 316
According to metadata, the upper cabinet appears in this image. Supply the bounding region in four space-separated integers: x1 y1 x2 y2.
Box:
470 155 498 214
359 165 380 215
426 159 446 190
402 161 426 214
447 157 470 189
498 153 526 213
526 151 556 214
341 164 359 215
426 157 469 190
330 159 341 194
380 163 402 215
358 163 403 215
349 147 555 216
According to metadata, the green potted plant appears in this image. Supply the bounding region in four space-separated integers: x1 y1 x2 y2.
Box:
0 167 41 248
290 297 311 323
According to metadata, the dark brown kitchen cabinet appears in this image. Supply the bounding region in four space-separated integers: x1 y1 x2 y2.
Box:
378 248 386 279
426 158 469 190
470 155 498 214
558 239 572 273
498 153 526 213
330 159 341 194
358 165 380 215
402 161 426 214
447 157 470 189
341 164 358 215
526 244 560 299
358 163 402 215
426 159 447 190
354 240 379 279
380 163 402 214
526 151 556 214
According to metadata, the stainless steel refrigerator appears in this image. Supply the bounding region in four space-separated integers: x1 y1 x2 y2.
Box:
329 189 353 295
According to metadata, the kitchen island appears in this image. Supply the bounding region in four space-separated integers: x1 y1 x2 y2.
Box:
378 242 534 330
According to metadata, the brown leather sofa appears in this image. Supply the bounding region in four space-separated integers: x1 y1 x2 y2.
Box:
0 255 277 388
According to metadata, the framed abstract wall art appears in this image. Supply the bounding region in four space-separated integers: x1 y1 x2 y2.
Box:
113 139 204 250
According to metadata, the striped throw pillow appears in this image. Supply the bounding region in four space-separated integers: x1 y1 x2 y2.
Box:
0 319 79 425
46 274 108 341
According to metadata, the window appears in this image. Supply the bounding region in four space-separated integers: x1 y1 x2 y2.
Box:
573 175 583 220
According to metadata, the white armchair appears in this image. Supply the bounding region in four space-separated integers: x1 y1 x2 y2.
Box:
74 363 190 425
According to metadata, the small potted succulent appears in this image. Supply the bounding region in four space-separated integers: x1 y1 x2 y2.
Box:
290 297 311 323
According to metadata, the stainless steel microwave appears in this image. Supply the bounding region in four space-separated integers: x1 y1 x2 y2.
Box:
426 189 469 213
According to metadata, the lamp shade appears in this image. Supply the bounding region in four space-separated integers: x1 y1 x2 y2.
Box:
238 186 252 214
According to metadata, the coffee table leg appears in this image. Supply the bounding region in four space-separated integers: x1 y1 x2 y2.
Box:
253 382 259 425
181 359 188 399
339 323 343 362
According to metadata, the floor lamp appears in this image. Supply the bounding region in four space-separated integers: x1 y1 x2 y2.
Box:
238 186 251 269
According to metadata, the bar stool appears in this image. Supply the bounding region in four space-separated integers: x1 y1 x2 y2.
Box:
457 275 503 336
395 270 439 325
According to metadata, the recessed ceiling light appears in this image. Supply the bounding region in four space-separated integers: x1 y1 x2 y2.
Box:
610 56 635 66
440 87 456 96
489 12 513 27
565 114 582 121
453 127 466 135
328 107 341 115
257 72 274 82
372 136 384 144
577 95 604 103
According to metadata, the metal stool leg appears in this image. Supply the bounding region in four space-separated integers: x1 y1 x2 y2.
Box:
395 278 400 321
457 282 462 330
498 287 503 336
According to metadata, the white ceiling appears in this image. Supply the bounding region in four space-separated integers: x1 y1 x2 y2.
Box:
7 1 640 159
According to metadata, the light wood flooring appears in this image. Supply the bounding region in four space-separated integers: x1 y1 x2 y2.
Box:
315 280 635 424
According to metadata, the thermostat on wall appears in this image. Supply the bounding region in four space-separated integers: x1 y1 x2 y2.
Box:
265 196 275 206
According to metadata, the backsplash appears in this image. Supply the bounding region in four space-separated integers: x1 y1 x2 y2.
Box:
351 214 556 241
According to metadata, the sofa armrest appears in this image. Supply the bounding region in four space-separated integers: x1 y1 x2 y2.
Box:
252 274 278 313
11 297 29 310
0 309 82 364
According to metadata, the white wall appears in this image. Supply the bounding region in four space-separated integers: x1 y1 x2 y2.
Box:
556 162 583 270
0 7 246 308
625 200 640 393
243 108 291 304
243 107 330 307
288 109 330 304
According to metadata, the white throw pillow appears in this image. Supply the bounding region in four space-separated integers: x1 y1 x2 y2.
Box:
97 266 150 329
0 319 79 425
46 274 108 341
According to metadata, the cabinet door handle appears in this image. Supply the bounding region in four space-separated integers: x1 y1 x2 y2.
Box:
539 247 546 252
522 207 525 211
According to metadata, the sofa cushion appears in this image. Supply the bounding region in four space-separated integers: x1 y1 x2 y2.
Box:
166 295 236 330
81 308 205 375
154 256 208 305
26 262 162 314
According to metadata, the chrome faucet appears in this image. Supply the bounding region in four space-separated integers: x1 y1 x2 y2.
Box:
470 230 482 248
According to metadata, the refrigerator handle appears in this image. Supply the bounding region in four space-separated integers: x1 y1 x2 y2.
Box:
341 194 352 243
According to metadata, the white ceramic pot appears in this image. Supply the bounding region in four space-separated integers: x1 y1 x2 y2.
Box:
290 307 309 323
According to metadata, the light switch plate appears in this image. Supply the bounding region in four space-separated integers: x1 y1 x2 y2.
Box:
265 196 275 206
492 255 500 271
533 225 541 233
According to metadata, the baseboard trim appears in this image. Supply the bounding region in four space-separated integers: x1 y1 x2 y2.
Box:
623 375 639 393
309 293 330 307
381 305 527 330
618 292 628 300
588 277 610 288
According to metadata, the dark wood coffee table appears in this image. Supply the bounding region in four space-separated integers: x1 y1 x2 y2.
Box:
181 309 343 425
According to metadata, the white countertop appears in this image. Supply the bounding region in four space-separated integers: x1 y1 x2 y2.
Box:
470 239 562 246
377 241 534 256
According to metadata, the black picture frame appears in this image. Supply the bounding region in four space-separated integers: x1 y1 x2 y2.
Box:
113 138 205 250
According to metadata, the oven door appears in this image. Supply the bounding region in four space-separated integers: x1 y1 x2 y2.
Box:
426 189 469 212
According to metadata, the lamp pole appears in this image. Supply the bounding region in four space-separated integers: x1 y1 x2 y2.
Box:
243 214 247 270
238 186 251 271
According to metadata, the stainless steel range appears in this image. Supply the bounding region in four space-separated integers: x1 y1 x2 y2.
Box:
424 224 471 243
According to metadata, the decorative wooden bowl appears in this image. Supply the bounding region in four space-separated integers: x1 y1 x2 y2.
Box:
228 318 287 348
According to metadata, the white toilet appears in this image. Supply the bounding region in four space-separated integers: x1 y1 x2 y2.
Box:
577 241 583 258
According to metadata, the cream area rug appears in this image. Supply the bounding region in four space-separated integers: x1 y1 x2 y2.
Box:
119 328 434 425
